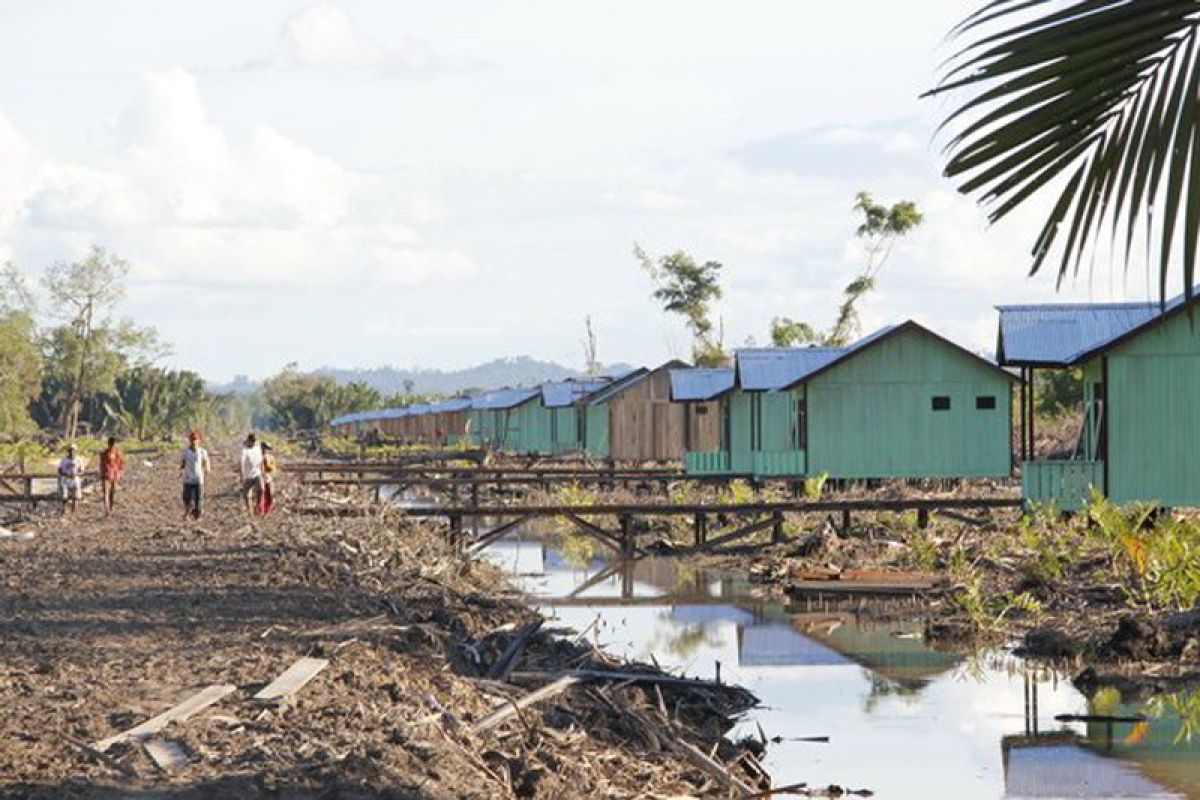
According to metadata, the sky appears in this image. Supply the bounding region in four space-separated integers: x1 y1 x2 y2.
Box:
0 1 1169 382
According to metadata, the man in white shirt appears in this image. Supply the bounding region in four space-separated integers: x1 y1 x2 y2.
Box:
239 433 264 516
57 444 85 515
180 431 211 520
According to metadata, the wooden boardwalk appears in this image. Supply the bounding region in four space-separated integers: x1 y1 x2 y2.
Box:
400 496 1021 557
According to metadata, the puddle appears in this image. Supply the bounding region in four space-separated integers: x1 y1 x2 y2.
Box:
483 533 1200 799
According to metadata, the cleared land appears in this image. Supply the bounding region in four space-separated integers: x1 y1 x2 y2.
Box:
0 457 759 799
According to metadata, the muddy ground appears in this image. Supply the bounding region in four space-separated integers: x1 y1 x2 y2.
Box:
0 457 764 799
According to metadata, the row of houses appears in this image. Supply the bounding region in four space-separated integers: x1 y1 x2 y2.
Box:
332 296 1200 509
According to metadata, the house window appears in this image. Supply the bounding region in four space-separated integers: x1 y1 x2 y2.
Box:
975 395 996 410
932 396 951 411
695 405 709 415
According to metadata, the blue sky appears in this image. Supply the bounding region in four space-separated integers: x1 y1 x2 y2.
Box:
0 1 1165 381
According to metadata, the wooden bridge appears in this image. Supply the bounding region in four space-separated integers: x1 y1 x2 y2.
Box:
0 471 71 507
399 496 1022 558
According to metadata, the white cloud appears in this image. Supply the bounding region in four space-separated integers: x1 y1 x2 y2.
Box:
274 3 473 76
0 68 470 292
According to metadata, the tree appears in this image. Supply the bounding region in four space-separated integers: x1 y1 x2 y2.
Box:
771 192 922 347
581 315 599 376
41 246 164 438
100 366 209 440
634 244 728 366
927 2 1200 298
826 193 923 346
262 365 382 431
769 316 819 347
0 264 41 434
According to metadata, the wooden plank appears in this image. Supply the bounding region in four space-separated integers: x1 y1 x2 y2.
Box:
509 668 723 689
399 497 1022 518
95 684 236 752
471 675 581 734
253 657 329 704
143 738 189 773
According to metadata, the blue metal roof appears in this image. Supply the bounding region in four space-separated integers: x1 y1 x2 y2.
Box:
541 379 610 408
995 302 1162 366
470 387 540 410
427 397 471 414
669 368 734 401
735 347 845 391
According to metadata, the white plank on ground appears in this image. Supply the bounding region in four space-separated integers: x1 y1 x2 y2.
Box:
142 737 189 772
253 657 329 704
95 684 236 752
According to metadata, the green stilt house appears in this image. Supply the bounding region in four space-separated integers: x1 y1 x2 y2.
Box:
999 295 1200 510
682 321 1017 480
467 387 540 451
502 379 610 455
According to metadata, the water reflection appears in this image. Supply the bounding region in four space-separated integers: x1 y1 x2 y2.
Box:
484 534 1198 799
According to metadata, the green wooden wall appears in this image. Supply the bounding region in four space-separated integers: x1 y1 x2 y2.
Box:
807 327 1012 478
727 390 801 474
585 403 610 458
1104 312 1200 507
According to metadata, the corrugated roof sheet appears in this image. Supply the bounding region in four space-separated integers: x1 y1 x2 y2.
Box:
735 347 845 391
427 397 471 414
541 379 610 408
669 368 735 401
996 302 1162 366
469 387 540 410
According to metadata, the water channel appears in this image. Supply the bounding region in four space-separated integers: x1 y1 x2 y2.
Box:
480 531 1200 800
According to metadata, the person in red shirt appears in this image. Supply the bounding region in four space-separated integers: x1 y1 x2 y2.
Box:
98 436 125 516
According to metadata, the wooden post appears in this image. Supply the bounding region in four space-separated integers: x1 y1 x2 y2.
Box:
772 510 785 544
471 482 479 508
917 508 930 529
619 514 634 558
694 513 707 546
841 508 851 535
450 514 463 553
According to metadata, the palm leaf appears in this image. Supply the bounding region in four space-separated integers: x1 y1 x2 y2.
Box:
926 0 1200 299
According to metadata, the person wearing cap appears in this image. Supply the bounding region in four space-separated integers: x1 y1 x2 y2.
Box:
239 433 264 516
180 431 211 520
57 444 86 515
98 436 125 516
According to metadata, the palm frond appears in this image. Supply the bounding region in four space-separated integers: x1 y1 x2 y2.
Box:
927 0 1200 299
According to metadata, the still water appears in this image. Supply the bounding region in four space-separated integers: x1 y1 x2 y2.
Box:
483 534 1200 800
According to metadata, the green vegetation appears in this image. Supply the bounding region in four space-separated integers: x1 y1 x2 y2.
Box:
771 192 923 347
261 364 382 432
929 3 1200 296
1086 492 1200 613
634 244 727 366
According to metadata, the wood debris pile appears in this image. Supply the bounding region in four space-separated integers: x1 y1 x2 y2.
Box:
0 460 763 798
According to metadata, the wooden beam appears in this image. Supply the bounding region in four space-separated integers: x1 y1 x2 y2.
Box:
470 675 581 734
95 684 236 752
465 515 534 555
253 657 329 704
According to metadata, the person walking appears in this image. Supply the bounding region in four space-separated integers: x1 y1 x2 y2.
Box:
180 431 210 520
57 444 85 516
239 433 264 516
259 441 277 515
98 436 124 516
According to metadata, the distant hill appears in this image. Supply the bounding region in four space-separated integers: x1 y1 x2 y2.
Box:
210 357 639 396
